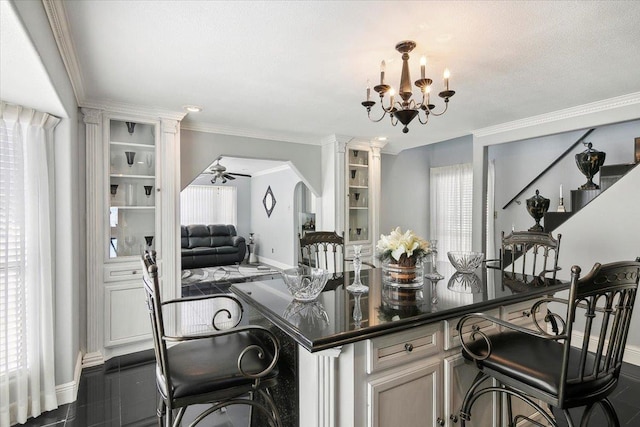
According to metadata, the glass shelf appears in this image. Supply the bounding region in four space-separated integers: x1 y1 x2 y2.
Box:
107 119 156 259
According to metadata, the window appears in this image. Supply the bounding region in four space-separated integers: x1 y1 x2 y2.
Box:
429 163 473 260
180 185 237 225
0 122 26 373
1 104 59 424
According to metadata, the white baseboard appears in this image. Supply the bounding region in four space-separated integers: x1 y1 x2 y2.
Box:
82 350 104 368
55 351 82 405
572 331 640 366
255 255 293 271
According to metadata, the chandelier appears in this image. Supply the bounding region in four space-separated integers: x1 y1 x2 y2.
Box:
361 40 456 133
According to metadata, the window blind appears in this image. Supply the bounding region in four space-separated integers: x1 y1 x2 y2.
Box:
180 185 237 226
0 119 26 373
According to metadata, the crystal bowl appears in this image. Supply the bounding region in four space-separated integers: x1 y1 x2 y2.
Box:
447 251 485 273
281 266 331 302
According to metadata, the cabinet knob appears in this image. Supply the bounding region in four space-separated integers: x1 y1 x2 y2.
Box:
436 417 445 426
404 343 413 353
450 414 459 423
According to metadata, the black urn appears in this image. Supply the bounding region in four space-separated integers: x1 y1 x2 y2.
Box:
575 142 606 190
526 189 550 232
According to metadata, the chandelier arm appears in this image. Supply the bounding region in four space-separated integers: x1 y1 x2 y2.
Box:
367 109 388 123
390 115 398 127
417 110 430 125
428 100 450 117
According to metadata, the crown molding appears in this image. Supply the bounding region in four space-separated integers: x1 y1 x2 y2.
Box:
43 0 85 105
81 98 186 121
252 164 292 177
473 92 640 138
181 121 323 145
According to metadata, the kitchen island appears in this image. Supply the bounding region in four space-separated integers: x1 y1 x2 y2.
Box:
231 263 569 427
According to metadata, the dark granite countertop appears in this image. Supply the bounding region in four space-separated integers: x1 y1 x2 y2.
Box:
231 262 569 352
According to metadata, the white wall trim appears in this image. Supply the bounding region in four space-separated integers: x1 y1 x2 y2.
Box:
255 255 294 271
55 351 82 405
252 164 291 177
82 99 186 121
473 92 640 138
42 0 85 105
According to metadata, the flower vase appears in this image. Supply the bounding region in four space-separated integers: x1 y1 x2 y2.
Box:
382 258 424 289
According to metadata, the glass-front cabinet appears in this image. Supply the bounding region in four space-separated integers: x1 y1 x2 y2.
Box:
107 119 157 259
346 148 370 243
343 140 383 266
83 107 182 365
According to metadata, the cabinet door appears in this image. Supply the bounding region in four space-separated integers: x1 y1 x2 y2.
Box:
444 354 498 427
367 360 441 427
346 147 370 244
107 118 157 259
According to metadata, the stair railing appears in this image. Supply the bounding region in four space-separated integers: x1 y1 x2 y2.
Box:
502 128 595 210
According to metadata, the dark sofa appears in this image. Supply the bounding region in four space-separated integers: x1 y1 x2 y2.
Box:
181 224 247 269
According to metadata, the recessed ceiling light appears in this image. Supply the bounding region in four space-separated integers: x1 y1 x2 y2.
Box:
376 136 387 141
183 105 203 113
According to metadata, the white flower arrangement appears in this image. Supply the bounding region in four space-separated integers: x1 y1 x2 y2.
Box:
376 227 430 266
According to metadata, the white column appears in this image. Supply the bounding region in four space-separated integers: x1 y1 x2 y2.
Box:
158 118 181 303
368 141 385 265
298 346 342 427
81 108 104 367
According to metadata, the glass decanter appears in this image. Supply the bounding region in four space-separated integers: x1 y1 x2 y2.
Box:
425 239 444 281
347 245 368 293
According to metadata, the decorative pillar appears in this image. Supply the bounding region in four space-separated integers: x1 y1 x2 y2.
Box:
159 118 180 303
81 108 104 367
298 346 342 427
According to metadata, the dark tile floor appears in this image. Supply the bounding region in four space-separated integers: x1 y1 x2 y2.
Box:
20 358 640 426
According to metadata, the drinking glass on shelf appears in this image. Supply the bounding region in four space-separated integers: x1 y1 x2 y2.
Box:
125 151 136 167
124 235 136 256
145 153 153 169
125 183 136 206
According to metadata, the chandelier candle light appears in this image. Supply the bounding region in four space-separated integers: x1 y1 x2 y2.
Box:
362 40 456 133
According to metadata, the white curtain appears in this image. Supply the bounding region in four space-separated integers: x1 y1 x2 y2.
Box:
180 185 237 226
0 102 59 425
429 163 473 261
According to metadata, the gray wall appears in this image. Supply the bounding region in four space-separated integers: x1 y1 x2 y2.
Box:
380 135 473 240
11 0 83 386
489 119 640 248
251 167 301 268
180 129 322 194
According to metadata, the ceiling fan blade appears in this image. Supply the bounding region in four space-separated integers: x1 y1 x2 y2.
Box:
224 174 236 180
228 172 252 178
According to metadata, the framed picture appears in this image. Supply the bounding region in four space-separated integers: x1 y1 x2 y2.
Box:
635 137 640 163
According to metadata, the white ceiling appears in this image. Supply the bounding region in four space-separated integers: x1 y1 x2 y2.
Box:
49 1 640 153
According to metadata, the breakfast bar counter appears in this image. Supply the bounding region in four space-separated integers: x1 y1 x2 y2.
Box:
231 264 569 427
231 263 568 353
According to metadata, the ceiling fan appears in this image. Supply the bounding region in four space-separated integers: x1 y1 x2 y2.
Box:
204 157 251 184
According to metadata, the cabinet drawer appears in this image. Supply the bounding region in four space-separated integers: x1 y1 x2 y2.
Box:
367 323 441 374
104 262 145 283
501 299 546 327
444 308 500 351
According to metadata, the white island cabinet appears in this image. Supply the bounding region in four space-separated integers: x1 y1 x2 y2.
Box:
231 268 563 427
